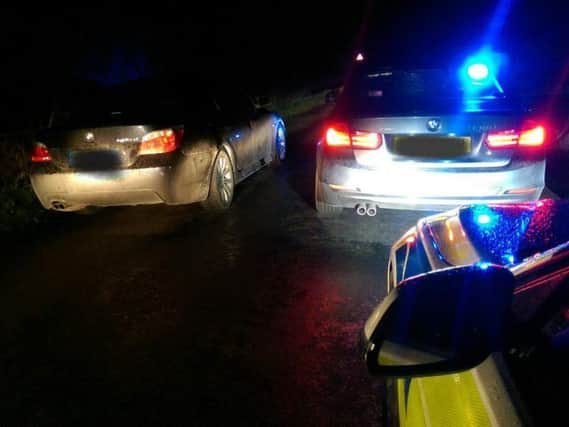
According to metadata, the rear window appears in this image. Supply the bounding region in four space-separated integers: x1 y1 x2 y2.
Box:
337 66 530 116
354 70 462 99
50 79 218 128
340 69 472 116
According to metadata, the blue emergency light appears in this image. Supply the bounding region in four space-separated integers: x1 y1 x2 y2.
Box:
467 63 490 81
460 49 504 94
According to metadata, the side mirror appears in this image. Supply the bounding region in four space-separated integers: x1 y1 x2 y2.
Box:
362 264 515 377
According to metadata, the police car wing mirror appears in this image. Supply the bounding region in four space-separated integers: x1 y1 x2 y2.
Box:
361 264 515 377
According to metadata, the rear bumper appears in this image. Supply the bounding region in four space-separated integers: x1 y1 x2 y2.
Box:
317 155 546 211
30 166 208 211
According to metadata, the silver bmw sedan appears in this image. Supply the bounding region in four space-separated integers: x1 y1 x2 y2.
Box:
315 62 547 217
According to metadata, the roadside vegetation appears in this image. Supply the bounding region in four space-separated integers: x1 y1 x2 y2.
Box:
270 89 329 119
0 132 46 234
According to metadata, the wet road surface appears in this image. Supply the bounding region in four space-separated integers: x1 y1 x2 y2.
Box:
4 107 559 426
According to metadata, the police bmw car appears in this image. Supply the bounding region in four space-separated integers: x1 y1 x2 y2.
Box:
313 0 564 218
315 56 548 217
362 199 569 426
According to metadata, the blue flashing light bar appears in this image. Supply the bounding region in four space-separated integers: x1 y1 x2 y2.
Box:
460 49 504 94
467 63 490 81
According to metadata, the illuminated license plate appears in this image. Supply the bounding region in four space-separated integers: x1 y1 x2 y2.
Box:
392 136 471 158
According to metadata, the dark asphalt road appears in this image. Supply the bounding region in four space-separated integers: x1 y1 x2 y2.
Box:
2 108 565 426
0 108 432 426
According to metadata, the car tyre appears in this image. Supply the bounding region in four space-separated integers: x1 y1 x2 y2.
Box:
202 149 235 210
272 123 286 167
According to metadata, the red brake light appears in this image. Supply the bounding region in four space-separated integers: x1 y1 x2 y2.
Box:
139 128 181 155
519 125 545 147
486 124 546 149
351 130 382 149
325 126 351 147
324 124 382 150
486 130 519 148
31 143 52 162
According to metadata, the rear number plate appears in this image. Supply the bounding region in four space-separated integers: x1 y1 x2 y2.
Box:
392 136 471 158
69 150 123 169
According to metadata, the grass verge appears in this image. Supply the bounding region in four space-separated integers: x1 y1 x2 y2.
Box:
0 133 46 234
270 90 329 119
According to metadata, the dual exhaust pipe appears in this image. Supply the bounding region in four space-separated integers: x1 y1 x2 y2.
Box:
51 201 68 210
355 203 378 217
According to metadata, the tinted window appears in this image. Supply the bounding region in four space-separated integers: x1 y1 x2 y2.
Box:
50 79 218 128
354 70 462 99
395 245 407 284
403 240 431 280
340 69 473 116
394 240 432 283
214 89 255 120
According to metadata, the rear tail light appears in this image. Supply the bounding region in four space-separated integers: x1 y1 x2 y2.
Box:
325 126 351 148
324 124 382 150
31 143 52 162
139 128 182 155
486 130 518 148
519 125 545 147
486 124 546 149
351 130 381 149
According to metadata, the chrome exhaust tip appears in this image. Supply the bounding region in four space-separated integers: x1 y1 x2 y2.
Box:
356 204 367 216
366 204 378 217
51 201 67 210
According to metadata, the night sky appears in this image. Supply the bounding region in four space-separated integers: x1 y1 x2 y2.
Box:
0 3 367 93
0 1 567 126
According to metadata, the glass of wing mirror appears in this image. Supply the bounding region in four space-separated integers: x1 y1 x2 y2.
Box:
362 264 515 377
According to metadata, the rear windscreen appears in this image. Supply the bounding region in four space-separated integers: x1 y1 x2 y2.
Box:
355 70 462 99
338 69 519 116
51 80 218 128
